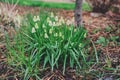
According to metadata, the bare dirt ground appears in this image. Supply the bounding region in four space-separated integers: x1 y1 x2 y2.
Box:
0 2 120 80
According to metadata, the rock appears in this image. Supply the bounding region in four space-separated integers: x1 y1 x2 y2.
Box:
90 12 103 17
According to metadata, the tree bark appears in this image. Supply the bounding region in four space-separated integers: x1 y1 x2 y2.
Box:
75 0 83 27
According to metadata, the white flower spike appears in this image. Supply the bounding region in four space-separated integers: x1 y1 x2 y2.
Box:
48 21 53 26
55 16 58 21
79 43 82 47
44 33 49 38
50 12 54 18
59 32 62 37
49 28 53 34
66 20 71 25
54 33 58 37
42 24 46 28
47 17 50 23
35 23 39 29
32 27 36 33
53 22 56 26
33 15 40 22
59 17 65 24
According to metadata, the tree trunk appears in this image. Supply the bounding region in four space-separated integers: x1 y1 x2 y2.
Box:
75 0 83 27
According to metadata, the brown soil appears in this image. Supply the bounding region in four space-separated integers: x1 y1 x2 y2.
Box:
0 2 120 80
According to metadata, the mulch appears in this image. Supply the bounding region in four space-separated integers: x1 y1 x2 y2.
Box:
0 2 120 80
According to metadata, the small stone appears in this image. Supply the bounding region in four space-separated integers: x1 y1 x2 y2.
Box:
90 12 103 17
103 76 113 80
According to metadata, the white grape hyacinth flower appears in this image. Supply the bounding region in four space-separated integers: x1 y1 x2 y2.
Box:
33 15 40 22
49 28 53 34
71 17 75 23
35 23 39 29
66 20 71 25
79 43 82 48
54 33 58 37
47 17 50 23
48 21 53 26
74 29 77 32
50 12 54 18
53 22 56 26
62 35 64 39
44 33 49 38
56 22 61 26
55 16 58 21
32 27 36 33
42 24 46 28
59 17 65 24
59 32 62 37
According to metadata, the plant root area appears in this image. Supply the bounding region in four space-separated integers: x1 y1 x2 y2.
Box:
0 2 120 80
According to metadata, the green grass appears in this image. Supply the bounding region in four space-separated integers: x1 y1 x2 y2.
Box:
1 0 91 11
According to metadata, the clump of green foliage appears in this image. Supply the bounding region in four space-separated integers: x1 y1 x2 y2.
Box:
6 13 91 79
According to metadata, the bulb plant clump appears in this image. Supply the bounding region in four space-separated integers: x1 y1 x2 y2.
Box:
6 12 90 79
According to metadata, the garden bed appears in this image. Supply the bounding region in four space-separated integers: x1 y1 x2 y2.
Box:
0 2 120 80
